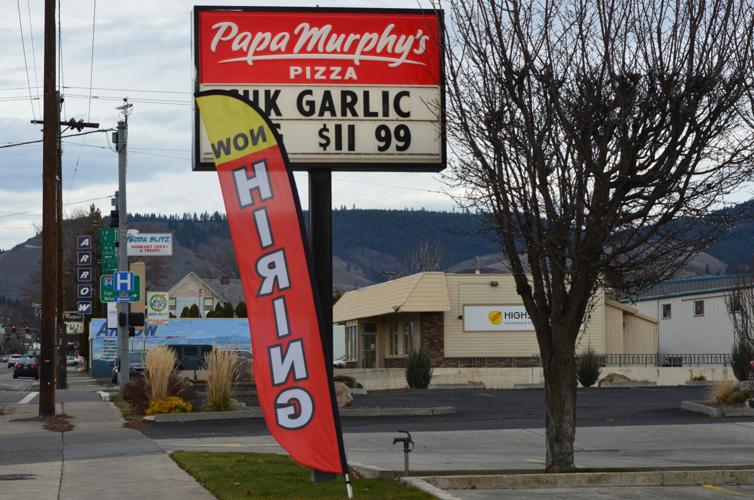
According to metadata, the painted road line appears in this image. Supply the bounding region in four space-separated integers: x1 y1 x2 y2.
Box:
18 391 39 404
703 484 754 497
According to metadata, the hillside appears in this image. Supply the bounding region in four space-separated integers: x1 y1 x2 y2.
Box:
0 205 752 302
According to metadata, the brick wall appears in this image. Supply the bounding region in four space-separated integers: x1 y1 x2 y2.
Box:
420 312 445 366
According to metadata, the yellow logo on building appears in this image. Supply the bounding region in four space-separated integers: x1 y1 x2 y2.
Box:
488 310 502 325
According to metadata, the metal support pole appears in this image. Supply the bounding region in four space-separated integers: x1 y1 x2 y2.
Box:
308 169 336 483
39 0 57 417
116 118 129 391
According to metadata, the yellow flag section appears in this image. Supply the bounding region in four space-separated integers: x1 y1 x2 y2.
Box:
195 91 350 483
196 93 276 165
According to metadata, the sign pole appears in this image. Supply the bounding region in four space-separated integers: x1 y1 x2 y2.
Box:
308 169 336 483
115 110 131 391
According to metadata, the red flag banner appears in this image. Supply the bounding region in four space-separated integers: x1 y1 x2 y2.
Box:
195 90 347 474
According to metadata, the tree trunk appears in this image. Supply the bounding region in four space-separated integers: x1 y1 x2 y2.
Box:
542 338 577 472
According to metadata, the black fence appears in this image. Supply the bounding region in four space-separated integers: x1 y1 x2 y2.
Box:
443 353 731 368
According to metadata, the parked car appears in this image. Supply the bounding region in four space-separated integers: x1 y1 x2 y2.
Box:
333 356 347 368
168 344 213 371
0 354 9 363
111 351 145 384
7 354 23 368
66 355 83 367
13 357 39 379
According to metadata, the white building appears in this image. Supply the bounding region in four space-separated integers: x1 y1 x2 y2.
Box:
633 275 741 358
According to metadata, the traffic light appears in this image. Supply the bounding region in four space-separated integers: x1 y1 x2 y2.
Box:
11 324 16 334
24 325 29 335
110 209 119 228
128 326 135 338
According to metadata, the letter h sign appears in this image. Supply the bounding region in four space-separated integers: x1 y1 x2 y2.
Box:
114 272 134 292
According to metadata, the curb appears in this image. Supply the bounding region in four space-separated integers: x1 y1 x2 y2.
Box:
513 383 544 389
401 477 463 500
144 406 457 423
429 383 486 390
598 382 657 388
681 400 754 417
420 469 754 490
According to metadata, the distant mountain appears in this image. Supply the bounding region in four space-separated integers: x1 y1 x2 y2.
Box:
0 205 752 303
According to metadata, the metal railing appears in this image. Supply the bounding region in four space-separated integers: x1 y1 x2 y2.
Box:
443 353 732 368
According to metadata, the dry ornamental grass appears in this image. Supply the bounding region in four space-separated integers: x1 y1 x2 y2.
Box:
204 349 238 412
145 346 177 403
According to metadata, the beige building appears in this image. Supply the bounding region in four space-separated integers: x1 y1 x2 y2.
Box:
334 272 658 368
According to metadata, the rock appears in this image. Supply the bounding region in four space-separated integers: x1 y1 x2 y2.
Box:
598 373 633 387
335 382 353 408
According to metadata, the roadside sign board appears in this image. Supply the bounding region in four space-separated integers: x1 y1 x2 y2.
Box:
78 268 92 282
99 228 118 273
77 284 93 299
107 303 118 329
76 234 92 250
64 311 83 323
147 291 170 325
193 7 445 172
99 274 141 303
114 272 134 292
77 251 92 266
77 300 93 315
127 233 173 256
66 321 84 335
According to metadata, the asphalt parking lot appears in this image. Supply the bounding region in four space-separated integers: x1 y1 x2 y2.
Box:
142 385 747 439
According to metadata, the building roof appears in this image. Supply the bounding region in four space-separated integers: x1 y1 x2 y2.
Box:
333 272 450 323
632 275 747 302
204 278 245 305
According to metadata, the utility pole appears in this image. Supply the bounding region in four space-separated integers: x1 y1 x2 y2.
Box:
55 92 65 389
40 0 57 417
115 102 132 392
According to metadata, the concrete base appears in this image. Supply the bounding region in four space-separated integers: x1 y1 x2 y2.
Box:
681 400 754 417
415 469 754 491
145 405 457 423
338 366 736 390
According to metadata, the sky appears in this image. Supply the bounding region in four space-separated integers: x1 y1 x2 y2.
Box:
0 0 453 250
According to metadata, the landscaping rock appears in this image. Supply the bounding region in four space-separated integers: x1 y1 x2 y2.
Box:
335 382 353 408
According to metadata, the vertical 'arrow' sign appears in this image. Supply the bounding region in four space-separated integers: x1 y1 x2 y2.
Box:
195 91 350 493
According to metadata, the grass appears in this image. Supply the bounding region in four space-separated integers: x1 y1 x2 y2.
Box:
170 451 432 499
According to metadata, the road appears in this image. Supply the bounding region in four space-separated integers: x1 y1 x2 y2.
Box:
0 364 98 405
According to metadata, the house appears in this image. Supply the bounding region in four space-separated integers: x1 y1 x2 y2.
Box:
167 272 243 317
333 272 657 368
632 275 743 359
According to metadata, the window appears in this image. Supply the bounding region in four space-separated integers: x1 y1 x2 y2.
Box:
661 303 671 319
169 298 176 311
203 297 214 309
694 300 705 317
403 322 414 355
390 324 400 355
346 322 358 361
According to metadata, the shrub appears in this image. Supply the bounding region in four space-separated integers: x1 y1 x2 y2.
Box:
405 350 433 389
690 375 707 381
577 347 601 388
204 349 239 411
731 341 754 382
727 389 751 406
123 370 193 416
707 380 737 406
145 396 192 416
145 346 177 403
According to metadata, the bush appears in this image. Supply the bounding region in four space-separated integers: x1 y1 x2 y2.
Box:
204 349 239 411
577 347 601 388
122 370 194 416
145 396 192 416
731 341 754 382
146 346 177 403
707 380 737 406
405 350 433 389
727 389 751 406
690 375 707 381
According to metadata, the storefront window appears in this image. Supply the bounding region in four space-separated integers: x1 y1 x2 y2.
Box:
390 324 400 355
346 322 358 361
403 322 414 355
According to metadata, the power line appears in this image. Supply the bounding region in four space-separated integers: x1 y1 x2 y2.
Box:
0 128 112 149
68 0 97 196
0 195 114 220
63 85 191 95
335 177 448 195
15 0 36 121
26 0 41 118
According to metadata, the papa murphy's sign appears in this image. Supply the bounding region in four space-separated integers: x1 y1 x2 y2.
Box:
193 7 445 171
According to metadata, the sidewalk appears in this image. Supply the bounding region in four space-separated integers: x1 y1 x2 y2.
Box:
0 371 214 500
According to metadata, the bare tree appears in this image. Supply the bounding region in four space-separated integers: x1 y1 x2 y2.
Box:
446 0 754 471
401 239 445 276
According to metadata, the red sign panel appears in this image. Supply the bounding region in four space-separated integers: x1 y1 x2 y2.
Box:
197 9 442 86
